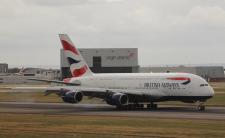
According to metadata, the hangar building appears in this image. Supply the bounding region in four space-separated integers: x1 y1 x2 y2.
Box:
61 48 139 79
61 48 224 81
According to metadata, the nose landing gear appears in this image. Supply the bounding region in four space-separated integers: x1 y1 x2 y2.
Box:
196 101 205 111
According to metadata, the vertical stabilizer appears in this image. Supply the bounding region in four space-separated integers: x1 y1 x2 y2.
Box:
59 34 93 77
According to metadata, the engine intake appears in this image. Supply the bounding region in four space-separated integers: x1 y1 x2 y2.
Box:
62 90 83 104
106 93 128 106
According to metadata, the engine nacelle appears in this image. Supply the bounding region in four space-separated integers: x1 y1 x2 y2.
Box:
106 93 128 106
62 90 83 104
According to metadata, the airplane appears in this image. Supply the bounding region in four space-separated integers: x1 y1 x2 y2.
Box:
14 67 26 76
28 34 214 111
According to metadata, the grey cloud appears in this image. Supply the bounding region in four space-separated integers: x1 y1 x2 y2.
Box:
22 0 124 6
0 0 225 67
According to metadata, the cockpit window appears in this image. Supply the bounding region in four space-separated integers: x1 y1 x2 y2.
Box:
200 84 209 87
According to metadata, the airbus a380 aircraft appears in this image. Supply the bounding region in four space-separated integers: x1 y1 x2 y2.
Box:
30 34 214 111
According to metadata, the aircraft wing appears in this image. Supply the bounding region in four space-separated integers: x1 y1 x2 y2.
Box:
10 86 49 92
10 86 159 101
44 86 144 98
12 86 160 100
28 78 81 86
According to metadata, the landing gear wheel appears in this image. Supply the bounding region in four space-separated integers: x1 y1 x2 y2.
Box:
197 105 205 111
152 104 157 110
147 104 151 109
139 104 144 110
134 103 144 110
196 101 206 111
116 105 123 110
147 103 158 110
127 104 133 110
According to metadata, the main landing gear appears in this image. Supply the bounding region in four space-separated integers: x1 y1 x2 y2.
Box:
147 102 158 110
196 101 205 111
116 104 144 110
116 102 158 110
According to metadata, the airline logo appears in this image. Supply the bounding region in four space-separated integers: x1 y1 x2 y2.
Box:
144 77 191 90
167 77 191 85
61 39 79 55
60 38 88 77
128 52 135 59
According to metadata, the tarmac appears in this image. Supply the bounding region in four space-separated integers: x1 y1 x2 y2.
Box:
0 102 225 120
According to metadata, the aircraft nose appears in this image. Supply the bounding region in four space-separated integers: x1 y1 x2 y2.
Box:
209 86 215 97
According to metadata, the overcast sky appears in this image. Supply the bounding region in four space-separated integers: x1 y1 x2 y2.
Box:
0 0 225 68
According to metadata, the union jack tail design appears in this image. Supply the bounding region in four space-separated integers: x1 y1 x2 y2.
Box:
59 34 93 77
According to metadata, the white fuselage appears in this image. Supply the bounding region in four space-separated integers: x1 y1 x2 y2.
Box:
68 73 214 102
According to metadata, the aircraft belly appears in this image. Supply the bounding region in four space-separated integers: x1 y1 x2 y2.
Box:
127 95 212 103
127 89 212 103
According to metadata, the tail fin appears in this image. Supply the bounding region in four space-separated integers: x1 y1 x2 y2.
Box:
19 67 25 74
14 67 25 75
59 34 93 77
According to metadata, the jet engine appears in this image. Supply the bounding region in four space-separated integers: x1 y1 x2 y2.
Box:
61 90 83 104
106 93 128 106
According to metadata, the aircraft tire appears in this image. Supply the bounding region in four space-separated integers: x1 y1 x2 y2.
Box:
152 104 158 110
147 104 151 109
197 105 205 111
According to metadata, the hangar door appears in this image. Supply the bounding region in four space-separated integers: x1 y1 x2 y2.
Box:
93 56 102 67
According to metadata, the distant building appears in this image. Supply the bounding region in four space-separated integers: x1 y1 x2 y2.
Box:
61 48 139 79
22 68 61 80
0 68 61 84
0 63 8 73
0 76 49 84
